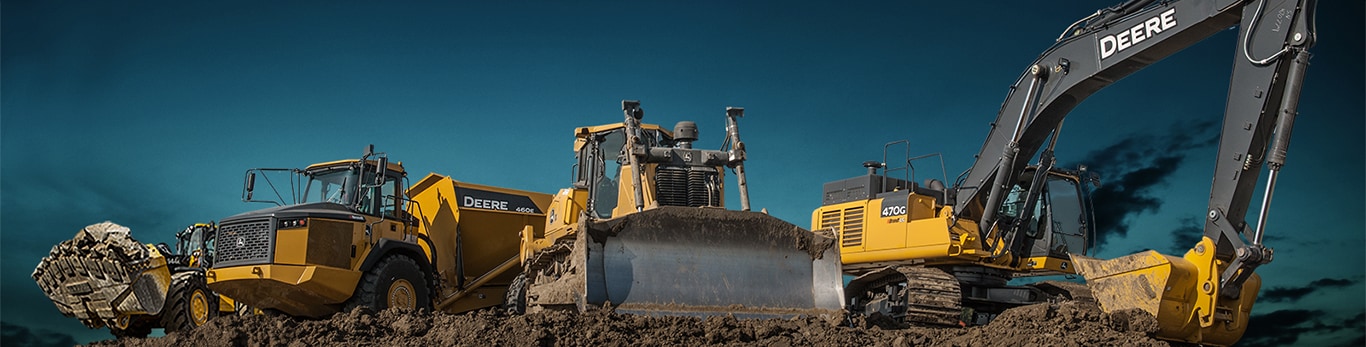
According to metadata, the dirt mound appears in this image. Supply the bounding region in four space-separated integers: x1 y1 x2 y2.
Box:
90 300 1169 347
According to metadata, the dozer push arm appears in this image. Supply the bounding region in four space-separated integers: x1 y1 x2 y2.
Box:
953 0 1315 294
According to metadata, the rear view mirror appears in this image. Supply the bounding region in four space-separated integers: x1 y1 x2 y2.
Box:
245 172 257 200
375 157 388 185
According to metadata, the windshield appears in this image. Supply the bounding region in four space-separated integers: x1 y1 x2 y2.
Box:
303 169 358 204
1045 176 1088 256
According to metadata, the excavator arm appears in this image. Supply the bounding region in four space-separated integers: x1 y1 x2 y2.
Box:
949 0 1315 345
955 0 1313 290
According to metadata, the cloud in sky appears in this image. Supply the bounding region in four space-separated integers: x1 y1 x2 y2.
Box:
0 321 78 347
1260 278 1359 303
1068 120 1218 251
1241 310 1365 347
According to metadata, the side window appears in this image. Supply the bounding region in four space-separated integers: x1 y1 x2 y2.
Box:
1046 178 1087 256
591 131 625 218
357 172 398 217
380 175 400 218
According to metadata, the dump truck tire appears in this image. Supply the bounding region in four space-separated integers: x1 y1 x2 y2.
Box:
504 273 528 315
346 255 430 312
160 272 218 333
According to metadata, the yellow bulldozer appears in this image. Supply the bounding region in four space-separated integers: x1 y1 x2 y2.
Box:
206 101 842 319
32 222 242 338
507 101 843 317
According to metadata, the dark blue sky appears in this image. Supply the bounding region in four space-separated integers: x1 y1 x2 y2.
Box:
3 1 1361 345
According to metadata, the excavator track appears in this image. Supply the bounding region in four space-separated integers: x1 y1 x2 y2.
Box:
847 266 963 327
894 266 963 326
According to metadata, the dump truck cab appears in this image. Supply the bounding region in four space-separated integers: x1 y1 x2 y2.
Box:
208 149 424 318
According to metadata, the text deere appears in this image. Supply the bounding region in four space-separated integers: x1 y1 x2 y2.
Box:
1099 8 1176 60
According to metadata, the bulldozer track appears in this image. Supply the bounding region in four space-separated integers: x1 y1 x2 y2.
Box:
894 266 963 326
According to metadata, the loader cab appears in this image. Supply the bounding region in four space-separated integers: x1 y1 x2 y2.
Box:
572 123 674 219
996 167 1095 260
173 223 217 268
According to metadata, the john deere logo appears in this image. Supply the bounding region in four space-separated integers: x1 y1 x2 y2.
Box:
236 236 246 248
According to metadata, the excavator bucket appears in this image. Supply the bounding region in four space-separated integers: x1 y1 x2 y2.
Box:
529 206 845 319
31 222 174 329
1070 237 1260 347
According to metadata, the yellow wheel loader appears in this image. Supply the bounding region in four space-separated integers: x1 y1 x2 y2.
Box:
821 0 1316 345
32 222 237 338
507 101 843 318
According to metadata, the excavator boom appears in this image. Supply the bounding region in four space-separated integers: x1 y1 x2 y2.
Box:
943 0 1316 345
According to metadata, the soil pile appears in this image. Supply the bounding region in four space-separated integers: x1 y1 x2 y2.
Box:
91 300 1168 347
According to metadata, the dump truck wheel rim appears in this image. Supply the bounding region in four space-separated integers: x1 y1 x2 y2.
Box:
191 290 210 326
388 279 415 309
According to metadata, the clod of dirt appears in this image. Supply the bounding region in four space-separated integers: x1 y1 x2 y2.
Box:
90 299 1170 347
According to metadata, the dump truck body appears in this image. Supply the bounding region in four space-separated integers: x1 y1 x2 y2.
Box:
207 150 551 317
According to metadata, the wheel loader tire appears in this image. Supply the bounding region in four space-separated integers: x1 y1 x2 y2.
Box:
504 273 528 315
344 255 430 312
160 272 218 333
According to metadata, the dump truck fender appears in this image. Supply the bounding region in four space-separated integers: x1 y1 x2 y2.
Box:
360 239 433 279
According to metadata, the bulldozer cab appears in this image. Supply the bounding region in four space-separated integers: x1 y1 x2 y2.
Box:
995 167 1093 261
572 123 676 219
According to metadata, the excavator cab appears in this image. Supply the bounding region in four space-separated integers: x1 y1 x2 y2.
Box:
993 167 1094 265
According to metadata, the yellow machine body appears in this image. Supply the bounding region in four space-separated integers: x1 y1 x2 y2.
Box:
518 118 844 318
814 187 1078 275
208 158 552 317
406 173 551 313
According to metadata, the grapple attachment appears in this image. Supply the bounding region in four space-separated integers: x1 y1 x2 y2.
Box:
1071 237 1260 347
32 222 173 328
529 206 845 319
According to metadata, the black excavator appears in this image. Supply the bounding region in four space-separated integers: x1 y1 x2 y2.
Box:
817 0 1316 345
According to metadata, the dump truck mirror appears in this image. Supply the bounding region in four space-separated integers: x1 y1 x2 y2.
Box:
245 172 257 200
375 157 388 185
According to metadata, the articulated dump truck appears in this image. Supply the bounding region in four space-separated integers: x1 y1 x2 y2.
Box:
33 222 240 338
204 147 549 317
207 101 842 319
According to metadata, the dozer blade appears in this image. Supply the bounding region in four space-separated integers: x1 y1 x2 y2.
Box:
1070 237 1260 347
530 206 844 319
31 222 173 329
